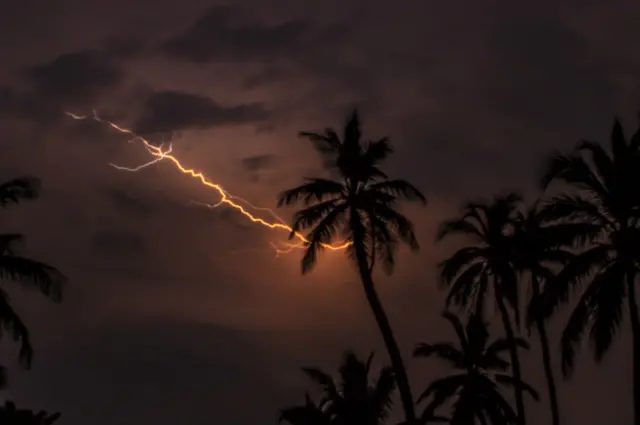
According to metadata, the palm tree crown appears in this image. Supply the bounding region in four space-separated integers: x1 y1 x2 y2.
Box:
539 120 640 375
437 192 529 424
280 351 396 425
278 110 426 274
414 312 538 425
0 176 65 367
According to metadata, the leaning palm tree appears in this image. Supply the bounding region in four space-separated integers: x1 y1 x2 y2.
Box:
538 119 640 424
510 202 583 425
278 111 427 423
414 312 538 425
0 401 61 424
280 350 396 425
0 176 65 368
436 193 526 424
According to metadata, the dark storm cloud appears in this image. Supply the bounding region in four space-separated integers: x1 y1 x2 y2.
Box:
0 87 48 118
24 49 123 103
161 4 345 64
241 154 276 171
134 90 269 134
6 321 291 425
484 16 619 128
91 230 147 258
103 188 154 218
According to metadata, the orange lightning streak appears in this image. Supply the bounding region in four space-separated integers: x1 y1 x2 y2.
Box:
65 110 352 255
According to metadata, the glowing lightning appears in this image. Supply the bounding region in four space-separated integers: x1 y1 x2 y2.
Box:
65 110 352 256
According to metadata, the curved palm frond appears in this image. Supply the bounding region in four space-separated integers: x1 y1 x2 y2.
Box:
539 244 612 319
0 255 65 302
367 179 427 204
493 374 540 401
540 153 607 197
0 290 34 367
299 204 349 274
438 248 484 286
442 311 468 352
587 263 627 362
278 178 345 207
0 177 40 207
413 343 465 368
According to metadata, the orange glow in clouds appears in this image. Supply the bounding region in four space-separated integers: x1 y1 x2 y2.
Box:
65 110 352 256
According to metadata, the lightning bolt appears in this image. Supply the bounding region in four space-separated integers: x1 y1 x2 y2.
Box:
66 110 352 256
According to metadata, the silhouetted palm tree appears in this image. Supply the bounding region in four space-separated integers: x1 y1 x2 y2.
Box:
278 111 426 423
538 119 640 424
0 401 61 424
280 351 396 425
414 312 538 425
0 176 65 367
510 202 581 425
436 193 527 424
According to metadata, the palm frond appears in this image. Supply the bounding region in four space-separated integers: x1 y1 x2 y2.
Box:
301 367 340 398
560 273 604 378
298 204 349 274
444 263 486 309
485 337 529 358
609 118 628 161
0 291 34 368
540 153 607 197
279 402 329 425
290 199 342 236
442 311 468 352
438 248 484 286
367 179 426 204
363 137 393 166
436 218 485 243
0 177 40 207
538 195 612 227
576 140 614 187
278 178 345 207
372 204 419 251
539 245 612 319
413 343 465 368
0 256 65 302
416 374 467 404
588 264 628 362
299 128 341 162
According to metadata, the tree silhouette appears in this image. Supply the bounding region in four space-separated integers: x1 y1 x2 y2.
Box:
278 110 426 423
510 201 579 425
280 351 396 425
436 193 527 424
538 119 640 424
0 401 61 424
0 176 65 368
414 312 538 425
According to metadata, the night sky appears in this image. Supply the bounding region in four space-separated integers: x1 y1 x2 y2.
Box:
1 1 639 424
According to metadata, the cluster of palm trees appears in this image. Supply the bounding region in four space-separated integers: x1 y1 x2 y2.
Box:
278 111 640 425
0 177 65 424
1 110 639 425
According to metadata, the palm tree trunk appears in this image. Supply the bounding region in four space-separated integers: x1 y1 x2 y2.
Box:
352 235 416 424
495 284 526 425
532 280 560 425
627 273 640 425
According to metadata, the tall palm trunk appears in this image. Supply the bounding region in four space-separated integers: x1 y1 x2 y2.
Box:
351 219 416 423
494 281 526 425
532 277 560 425
627 273 640 425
